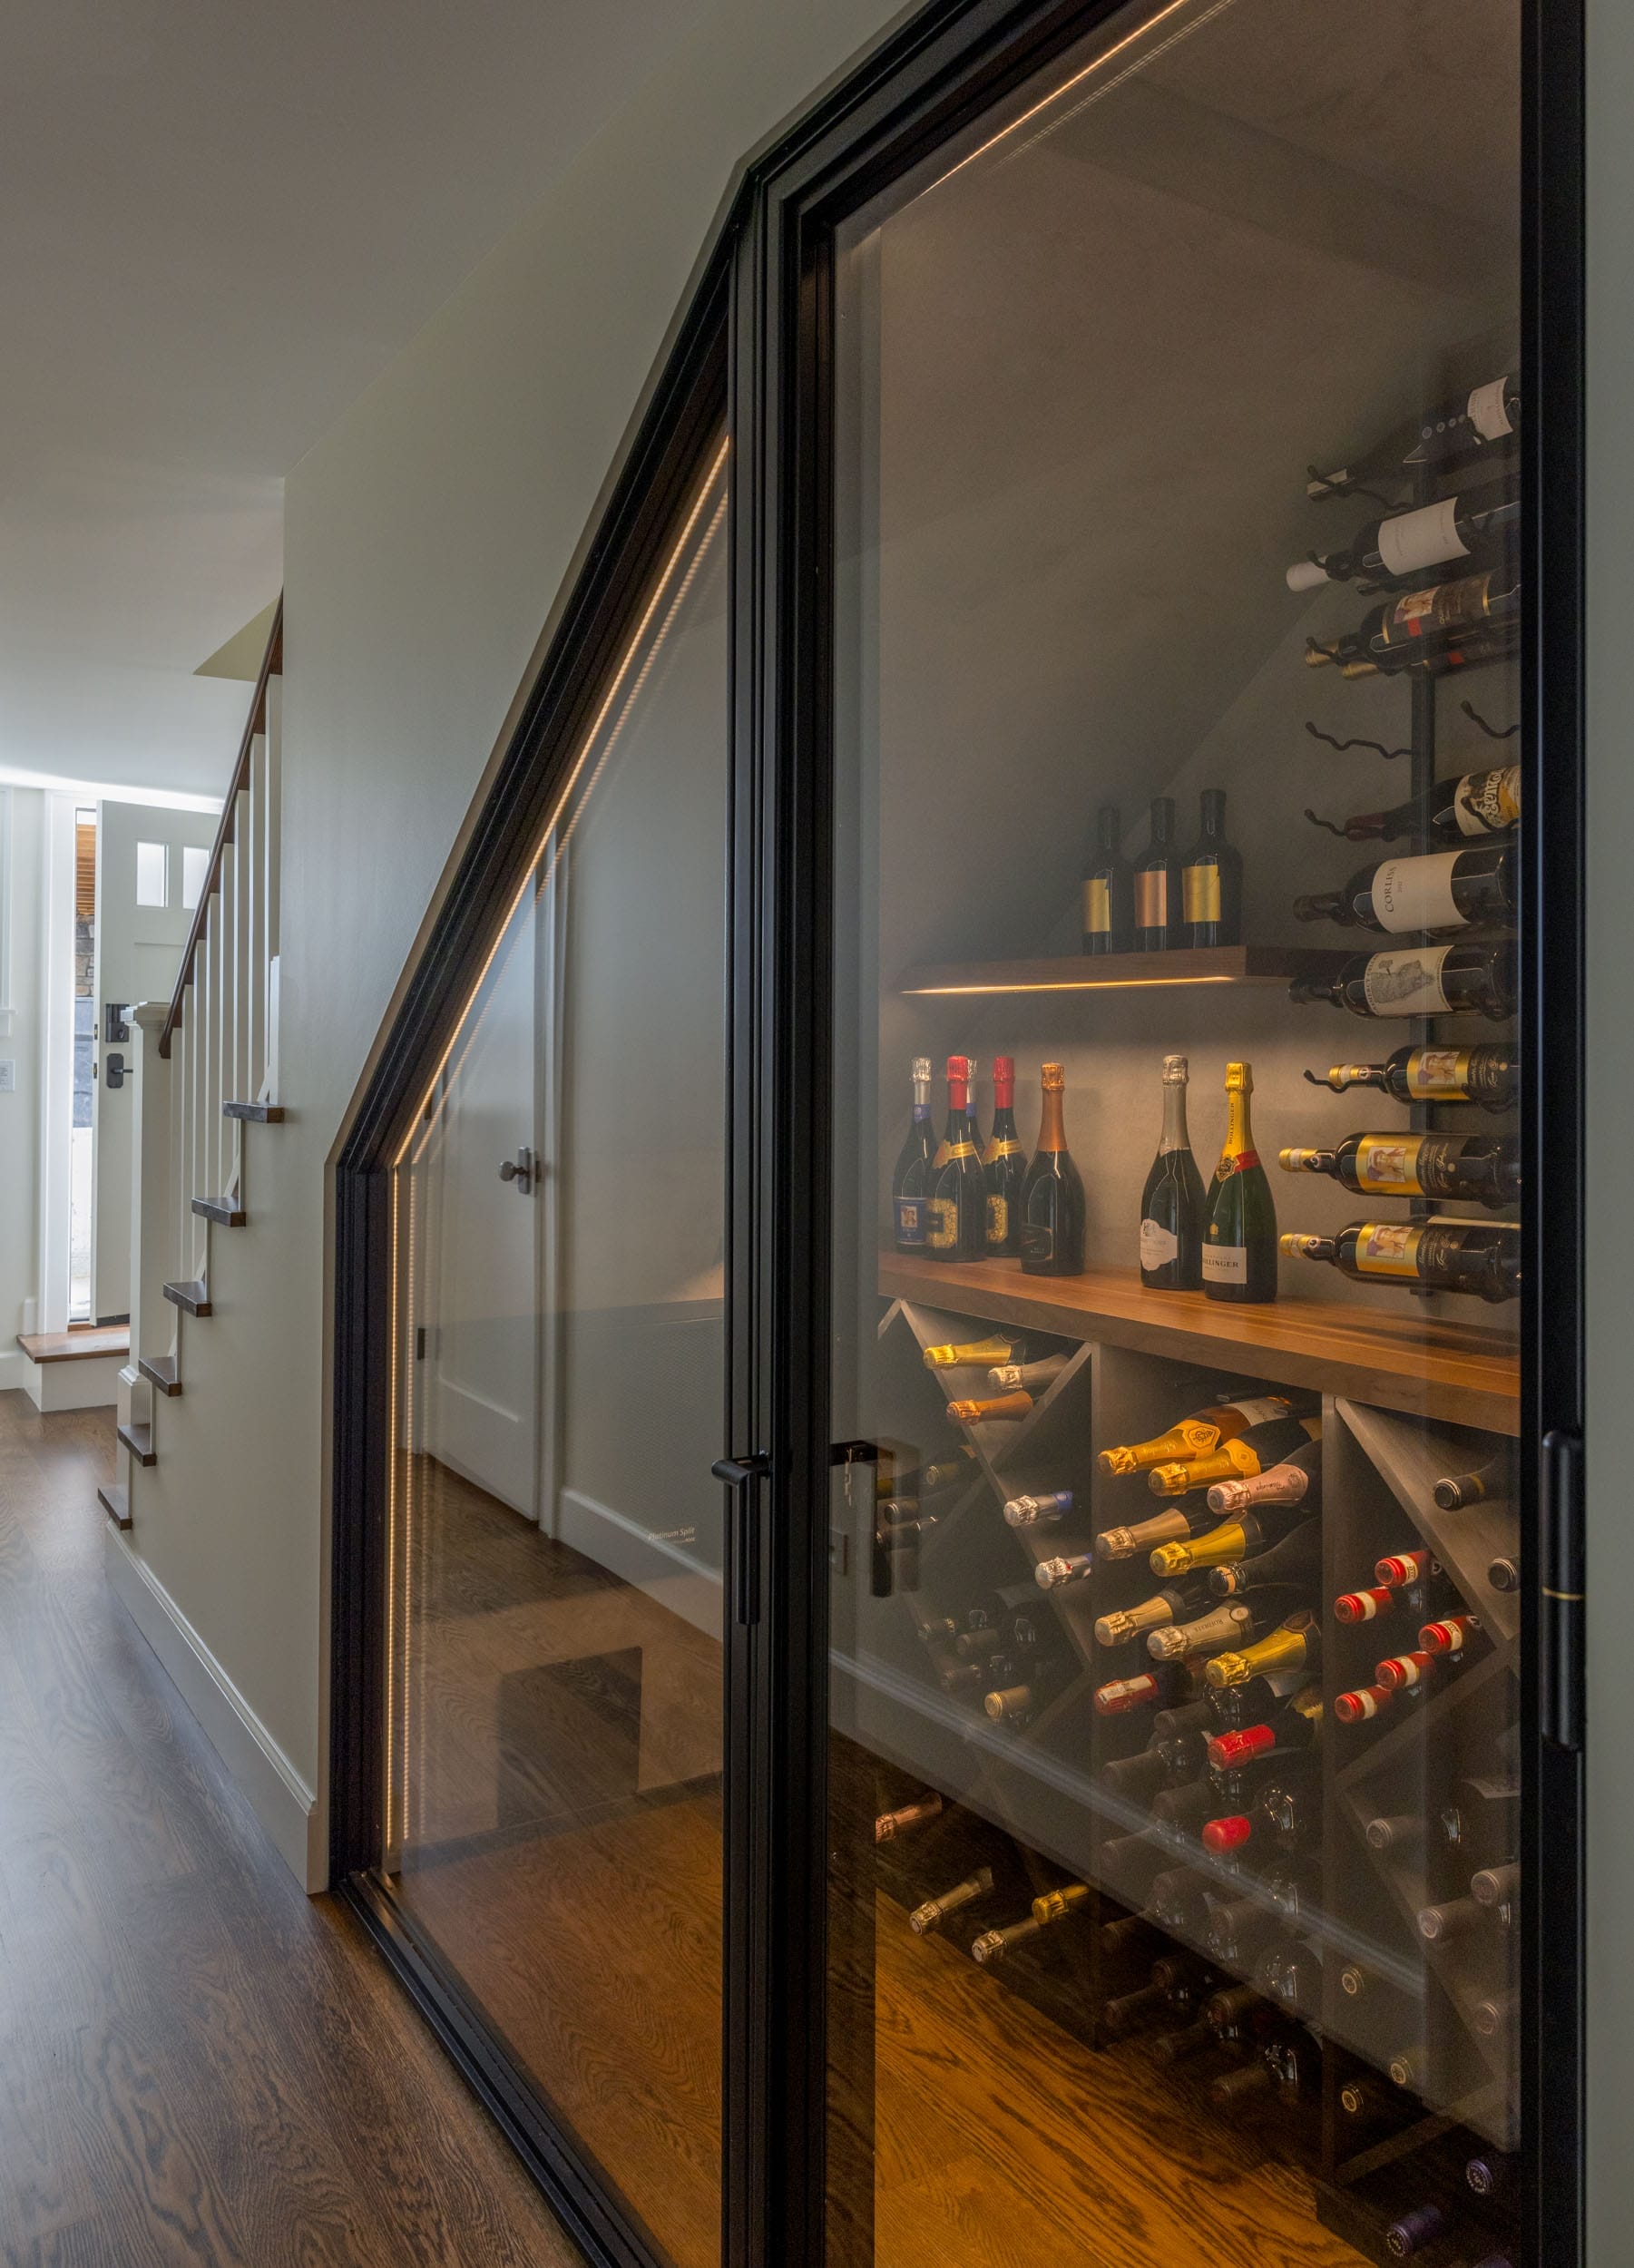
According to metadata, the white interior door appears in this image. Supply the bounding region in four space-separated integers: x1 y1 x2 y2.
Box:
92 800 220 1324
425 891 540 1517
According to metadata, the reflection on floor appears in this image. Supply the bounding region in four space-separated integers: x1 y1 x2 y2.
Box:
390 1463 1367 2268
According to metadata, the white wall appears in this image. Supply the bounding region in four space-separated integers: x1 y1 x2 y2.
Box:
0 788 44 1390
113 0 912 1884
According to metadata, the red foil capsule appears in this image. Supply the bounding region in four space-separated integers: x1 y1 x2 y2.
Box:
1207 1723 1276 1770
1420 1614 1480 1655
1376 1650 1436 1691
1093 1673 1161 1716
1335 1585 1396 1624
1202 1814 1253 1854
1375 1549 1431 1588
1335 1684 1394 1724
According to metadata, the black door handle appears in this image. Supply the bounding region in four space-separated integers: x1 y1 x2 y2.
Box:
1541 1426 1585 1751
713 1452 769 1625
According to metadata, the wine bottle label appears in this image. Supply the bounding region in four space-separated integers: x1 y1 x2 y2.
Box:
1181 863 1220 923
1355 1134 1423 1192
986 1195 1009 1242
1082 876 1111 934
1135 870 1168 928
895 1197 929 1244
1408 1044 1472 1095
1201 1244 1248 1284
1468 374 1516 440
1371 851 1464 933
1140 1217 1179 1269
1227 1397 1292 1428
1453 765 1521 836
1377 495 1466 579
1353 1222 1425 1280
925 1198 958 1250
1020 1221 1055 1262
1362 944 1453 1015
1212 1148 1260 1178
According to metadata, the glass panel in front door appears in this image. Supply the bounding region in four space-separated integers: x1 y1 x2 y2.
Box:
827 7 1523 2265
385 434 730 2268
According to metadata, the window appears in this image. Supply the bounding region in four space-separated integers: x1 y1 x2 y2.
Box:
135 840 168 908
181 844 209 911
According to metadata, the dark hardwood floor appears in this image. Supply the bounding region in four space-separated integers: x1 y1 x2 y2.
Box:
0 1391 587 2268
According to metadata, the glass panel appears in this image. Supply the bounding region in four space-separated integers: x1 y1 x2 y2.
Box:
181 843 209 911
134 839 167 907
827 9 1522 2267
385 434 729 2268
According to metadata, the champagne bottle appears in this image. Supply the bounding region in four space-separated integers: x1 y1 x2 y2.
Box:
1279 1129 1519 1209
1019 1064 1086 1276
1280 1218 1520 1302
924 1333 1024 1370
1147 1413 1322 1497
1304 567 1520 676
987 1354 1068 1393
1003 1489 1073 1529
1306 372 1519 500
1206 1437 1322 1515
1433 1456 1506 1510
1204 1612 1321 1690
1208 1520 1322 1598
925 1056 987 1263
1035 1551 1093 1590
890 1057 937 1253
1095 1503 1218 1559
1304 1039 1519 1108
1307 763 1521 846
1099 1391 1294 1475
1294 844 1513 934
874 1793 942 1842
1144 1601 1256 1662
1150 1502 1316 1575
1291 939 1519 1022
946 1391 1032 1423
907 1868 994 1935
1205 1686 1322 1769
1203 1062 1278 1303
970 1882 1090 1963
983 1056 1027 1257
1134 796 1182 951
1180 790 1242 948
1140 1054 1206 1290
1081 802 1135 955
1092 1579 1215 1648
1286 488 1519 591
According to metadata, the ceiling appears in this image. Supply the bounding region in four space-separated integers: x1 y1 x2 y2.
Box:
0 0 708 800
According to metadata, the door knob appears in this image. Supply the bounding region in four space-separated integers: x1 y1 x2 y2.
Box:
498 1147 533 1195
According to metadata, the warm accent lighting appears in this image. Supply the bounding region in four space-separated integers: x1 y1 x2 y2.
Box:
903 975 1240 995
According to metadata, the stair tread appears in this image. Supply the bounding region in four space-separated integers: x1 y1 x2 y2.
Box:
162 1280 212 1316
138 1354 181 1396
191 1197 247 1227
223 1100 285 1122
97 1482 132 1530
116 1421 156 1468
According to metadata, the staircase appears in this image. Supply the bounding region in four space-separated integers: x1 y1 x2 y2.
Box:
100 601 285 1532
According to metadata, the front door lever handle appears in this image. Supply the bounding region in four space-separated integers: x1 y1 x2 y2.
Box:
713 1452 770 1625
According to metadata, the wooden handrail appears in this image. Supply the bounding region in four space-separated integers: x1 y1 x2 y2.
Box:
158 596 283 1061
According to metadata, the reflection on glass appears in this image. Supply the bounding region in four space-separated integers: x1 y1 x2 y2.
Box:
385 437 729 2268
827 5 1522 2265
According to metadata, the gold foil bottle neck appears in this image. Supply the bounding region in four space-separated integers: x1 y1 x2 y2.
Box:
1162 1054 1189 1084
1040 1062 1065 1093
1224 1061 1253 1094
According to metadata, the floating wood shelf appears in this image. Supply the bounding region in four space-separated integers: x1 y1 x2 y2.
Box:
138 1354 181 1398
163 1279 212 1316
880 1252 1519 1437
897 944 1354 996
117 1420 156 1468
97 1482 131 1530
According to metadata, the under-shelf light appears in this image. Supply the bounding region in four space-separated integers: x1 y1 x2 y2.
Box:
903 974 1239 994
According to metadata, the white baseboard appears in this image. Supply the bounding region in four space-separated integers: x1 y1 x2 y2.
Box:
557 1485 722 1637
0 1350 29 1396
103 1524 324 1891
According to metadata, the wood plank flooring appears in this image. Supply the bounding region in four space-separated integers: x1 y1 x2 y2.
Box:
0 1390 588 2268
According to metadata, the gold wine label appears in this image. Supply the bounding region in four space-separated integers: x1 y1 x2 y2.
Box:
985 1195 1009 1241
1453 766 1521 836
1407 1046 1472 1097
1134 870 1168 929
1355 1134 1425 1193
1181 862 1221 923
925 1198 958 1251
1353 1221 1425 1280
1082 876 1111 934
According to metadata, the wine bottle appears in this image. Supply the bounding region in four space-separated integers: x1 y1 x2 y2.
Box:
1290 939 1518 1020
1146 1413 1322 1497
1206 1437 1322 1515
983 1056 1027 1257
874 1793 942 1842
1433 1455 1506 1510
946 1391 1032 1424
1034 1551 1093 1590
1489 1556 1521 1592
1202 1765 1319 1856
925 1056 988 1263
1471 1989 1517 2039
1466 2152 1518 2200
1257 1942 1323 2018
1280 1218 1520 1302
1334 1580 1431 1626
890 1057 937 1254
987 1354 1068 1393
1365 1813 1422 1854
1092 1579 1216 1648
1305 1039 1519 1108
1472 1861 1521 1907
1205 1686 1322 1769
1081 802 1136 955
1375 1549 1433 1587
1099 1391 1296 1475
1003 1489 1073 1529
1131 796 1182 952
923 1333 1023 1369
1144 1601 1257 1662
1279 1129 1519 1209
1384 2204 1448 2259
1204 1896 1283 1968
1203 1062 1278 1303
1099 1747 1174 1804
1095 1503 1218 1559
1304 568 1520 676
1286 487 1520 591
1150 1502 1316 1575
1376 1649 1443 1691
1140 1054 1207 1290
1420 1613 1481 1654
1204 1612 1321 1690
907 1868 994 1935
1336 1683 1399 1724
1306 372 1520 500
1308 763 1521 846
1019 1064 1086 1276
1417 1895 1484 1943
1294 844 1513 934
970 1882 1091 1965
1180 789 1242 948
1092 1671 1166 1716
1208 1520 1322 1598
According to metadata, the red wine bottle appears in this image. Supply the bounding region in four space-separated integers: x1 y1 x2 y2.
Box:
1281 1218 1519 1303
890 1055 936 1252
1294 844 1513 934
1303 1039 1518 1107
1278 1129 1519 1209
1306 372 1519 500
1134 796 1182 952
1304 567 1519 676
1019 1063 1086 1276
1307 763 1520 845
1287 487 1519 591
1290 940 1517 1020
1180 789 1241 947
1081 801 1135 954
